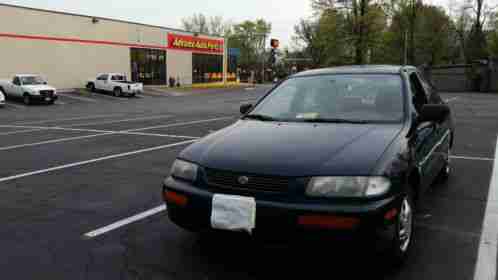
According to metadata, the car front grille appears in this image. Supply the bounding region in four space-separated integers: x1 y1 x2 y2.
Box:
204 168 291 193
40 90 54 97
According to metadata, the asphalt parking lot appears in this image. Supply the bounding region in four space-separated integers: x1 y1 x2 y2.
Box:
0 88 496 280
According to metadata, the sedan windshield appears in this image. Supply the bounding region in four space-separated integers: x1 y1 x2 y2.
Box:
249 74 405 123
21 76 45 85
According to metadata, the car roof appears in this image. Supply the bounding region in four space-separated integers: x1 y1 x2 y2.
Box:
293 65 417 77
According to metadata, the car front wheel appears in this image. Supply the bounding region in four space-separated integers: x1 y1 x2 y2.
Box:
388 191 414 265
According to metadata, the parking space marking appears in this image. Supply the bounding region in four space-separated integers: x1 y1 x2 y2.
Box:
15 114 125 125
0 139 196 183
126 116 234 132
473 136 498 280
57 93 98 103
83 205 167 238
0 132 115 151
68 115 173 127
445 97 459 103
451 155 494 161
0 126 200 151
0 128 45 136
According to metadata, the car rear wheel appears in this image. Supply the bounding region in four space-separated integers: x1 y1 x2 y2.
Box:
87 83 96 93
388 190 414 265
113 87 122 97
23 94 31 105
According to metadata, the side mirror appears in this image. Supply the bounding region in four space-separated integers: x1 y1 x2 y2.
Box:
240 103 253 115
43 81 48 85
418 104 449 123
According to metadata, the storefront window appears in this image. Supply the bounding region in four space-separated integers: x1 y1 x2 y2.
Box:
192 53 223 83
130 48 166 85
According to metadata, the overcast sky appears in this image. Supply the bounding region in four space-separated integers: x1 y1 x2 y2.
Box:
0 0 476 47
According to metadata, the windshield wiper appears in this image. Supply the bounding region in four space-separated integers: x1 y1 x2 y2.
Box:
243 114 278 121
300 118 371 124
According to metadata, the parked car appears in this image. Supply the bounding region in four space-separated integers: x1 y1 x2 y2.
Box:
0 88 5 107
0 74 58 105
162 65 454 264
86 73 143 97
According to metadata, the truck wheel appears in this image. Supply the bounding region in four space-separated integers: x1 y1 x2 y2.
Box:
23 94 31 105
87 83 96 93
113 87 122 97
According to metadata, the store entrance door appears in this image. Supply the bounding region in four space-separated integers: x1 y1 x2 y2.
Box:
130 48 167 85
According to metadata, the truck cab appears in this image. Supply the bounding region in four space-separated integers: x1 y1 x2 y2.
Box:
0 74 58 105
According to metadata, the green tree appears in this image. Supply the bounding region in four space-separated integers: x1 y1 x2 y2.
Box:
228 19 272 70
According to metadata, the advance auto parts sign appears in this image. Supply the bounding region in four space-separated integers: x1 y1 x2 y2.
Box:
168 33 224 54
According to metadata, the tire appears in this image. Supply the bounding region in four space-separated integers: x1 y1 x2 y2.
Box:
387 189 415 266
438 142 451 182
23 94 31 105
113 87 122 97
87 83 96 93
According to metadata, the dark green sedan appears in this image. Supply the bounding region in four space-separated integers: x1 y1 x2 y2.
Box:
163 65 454 264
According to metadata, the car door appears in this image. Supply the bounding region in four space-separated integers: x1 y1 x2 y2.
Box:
95 74 108 91
416 71 452 178
408 71 441 191
11 77 22 97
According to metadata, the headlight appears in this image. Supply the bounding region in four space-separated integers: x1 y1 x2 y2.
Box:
170 159 198 182
306 177 391 198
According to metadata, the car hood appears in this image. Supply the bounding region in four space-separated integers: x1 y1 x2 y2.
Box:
23 85 56 91
180 120 403 177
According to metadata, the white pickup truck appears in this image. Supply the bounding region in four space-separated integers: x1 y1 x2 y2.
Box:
0 88 5 107
86 73 143 97
0 74 58 105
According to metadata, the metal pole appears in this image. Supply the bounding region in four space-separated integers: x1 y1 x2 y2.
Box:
223 36 228 85
262 35 266 83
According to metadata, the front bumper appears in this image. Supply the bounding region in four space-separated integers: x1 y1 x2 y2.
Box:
163 177 402 241
29 94 58 101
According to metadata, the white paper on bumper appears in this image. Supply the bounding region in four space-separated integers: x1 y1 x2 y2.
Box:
211 194 256 234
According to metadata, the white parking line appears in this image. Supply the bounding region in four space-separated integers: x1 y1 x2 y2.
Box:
0 128 200 152
127 116 233 132
451 155 494 161
0 132 115 151
0 140 196 183
15 114 124 125
57 93 97 103
445 97 459 103
0 128 46 136
83 205 167 238
68 115 173 127
474 136 498 280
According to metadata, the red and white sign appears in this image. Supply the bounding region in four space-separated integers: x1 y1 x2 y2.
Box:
167 33 224 54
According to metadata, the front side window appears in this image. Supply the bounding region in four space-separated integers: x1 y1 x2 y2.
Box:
249 74 405 123
97 74 108 81
20 76 45 85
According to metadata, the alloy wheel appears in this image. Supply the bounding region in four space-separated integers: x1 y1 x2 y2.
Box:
398 197 413 252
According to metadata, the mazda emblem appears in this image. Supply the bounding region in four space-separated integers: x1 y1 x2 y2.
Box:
238 176 249 185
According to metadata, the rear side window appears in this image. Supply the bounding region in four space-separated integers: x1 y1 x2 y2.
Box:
111 75 126 81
